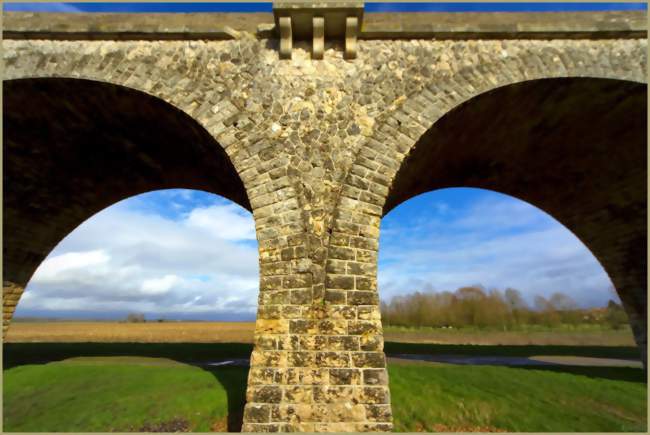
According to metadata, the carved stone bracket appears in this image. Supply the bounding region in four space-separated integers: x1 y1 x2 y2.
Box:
345 16 358 59
273 1 364 60
279 16 293 59
313 16 324 59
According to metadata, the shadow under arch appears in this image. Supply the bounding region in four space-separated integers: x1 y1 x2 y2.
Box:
384 77 647 365
3 77 252 332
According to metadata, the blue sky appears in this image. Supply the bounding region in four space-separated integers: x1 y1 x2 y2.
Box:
8 1 624 320
3 2 646 13
379 189 615 308
16 188 617 321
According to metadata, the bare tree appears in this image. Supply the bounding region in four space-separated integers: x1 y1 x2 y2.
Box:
126 313 146 323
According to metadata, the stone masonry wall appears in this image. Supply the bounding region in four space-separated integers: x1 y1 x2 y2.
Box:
3 36 647 432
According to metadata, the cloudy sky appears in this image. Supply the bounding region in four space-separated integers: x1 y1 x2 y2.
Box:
16 191 260 321
9 1 628 320
378 189 617 308
15 187 618 321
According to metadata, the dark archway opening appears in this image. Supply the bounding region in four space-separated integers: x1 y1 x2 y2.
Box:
385 77 647 366
3 79 255 432
3 77 250 317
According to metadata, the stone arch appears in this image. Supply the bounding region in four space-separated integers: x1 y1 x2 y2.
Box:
380 185 625 326
329 75 646 370
5 43 318 432
2 77 255 333
3 41 305 241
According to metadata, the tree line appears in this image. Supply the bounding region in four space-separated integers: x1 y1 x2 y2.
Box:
380 286 629 330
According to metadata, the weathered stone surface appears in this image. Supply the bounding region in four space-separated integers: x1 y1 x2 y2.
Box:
352 352 386 368
244 404 272 423
250 385 284 404
2 9 647 433
329 368 362 385
363 368 388 386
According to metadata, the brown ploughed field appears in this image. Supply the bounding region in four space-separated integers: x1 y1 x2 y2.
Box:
4 321 636 346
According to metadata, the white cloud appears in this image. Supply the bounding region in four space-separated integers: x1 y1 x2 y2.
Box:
185 203 257 240
140 275 182 295
35 250 110 281
17 191 260 319
379 192 616 308
17 188 618 319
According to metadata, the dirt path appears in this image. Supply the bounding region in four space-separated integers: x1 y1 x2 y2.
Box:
388 354 643 368
529 355 643 368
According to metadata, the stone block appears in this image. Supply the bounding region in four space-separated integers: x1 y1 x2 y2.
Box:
244 404 271 423
318 319 347 334
328 335 360 351
348 290 379 305
352 352 386 368
288 351 315 367
360 386 390 404
348 320 381 335
363 368 388 386
324 289 346 304
325 275 355 289
329 368 362 385
289 319 317 334
256 319 288 334
250 385 283 404
355 276 377 290
315 351 351 368
284 386 313 404
364 404 392 422
325 305 357 319
290 288 312 304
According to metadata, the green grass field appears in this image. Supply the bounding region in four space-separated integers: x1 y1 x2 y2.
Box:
3 357 247 432
389 362 647 432
2 343 647 432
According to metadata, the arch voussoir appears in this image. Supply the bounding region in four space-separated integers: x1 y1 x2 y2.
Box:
328 39 648 384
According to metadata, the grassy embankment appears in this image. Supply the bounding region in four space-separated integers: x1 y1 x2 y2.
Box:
388 362 647 432
3 357 246 432
3 342 647 432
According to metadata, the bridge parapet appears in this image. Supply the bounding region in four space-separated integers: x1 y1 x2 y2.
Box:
3 10 646 42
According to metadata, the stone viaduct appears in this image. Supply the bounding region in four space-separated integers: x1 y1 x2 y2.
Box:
2 3 647 432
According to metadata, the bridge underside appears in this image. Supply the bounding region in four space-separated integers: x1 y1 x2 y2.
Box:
2 78 249 331
386 78 648 366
